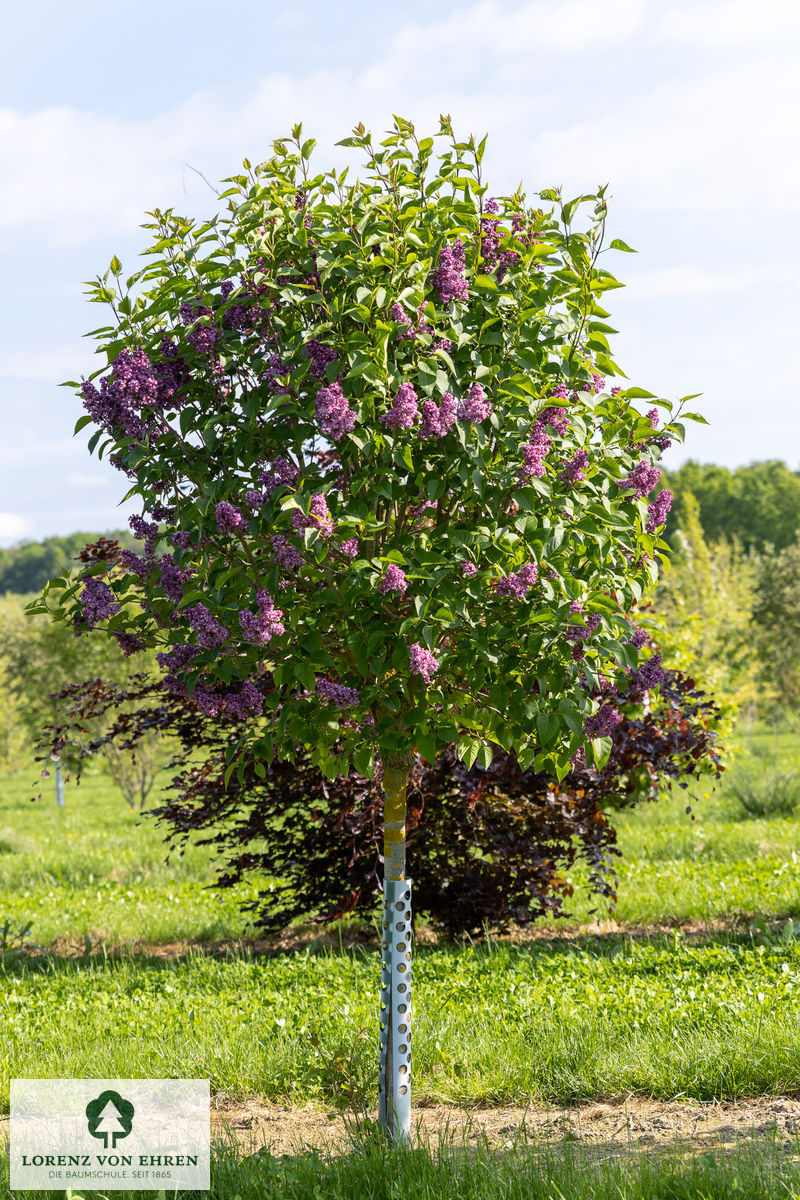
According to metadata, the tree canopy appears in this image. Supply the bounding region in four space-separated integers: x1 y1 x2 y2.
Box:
36 116 699 787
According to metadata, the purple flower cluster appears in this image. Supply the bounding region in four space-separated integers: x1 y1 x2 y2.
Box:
180 298 219 355
626 627 648 650
222 681 264 720
171 530 192 550
292 493 335 538
157 643 200 695
494 561 538 599
461 560 478 577
390 302 431 343
619 460 661 500
186 603 228 649
193 680 265 720
315 381 356 441
215 501 245 533
316 677 360 708
458 382 492 424
120 549 150 579
378 564 408 595
479 200 520 281
259 455 300 497
239 590 285 645
564 612 601 661
81 343 192 443
381 383 419 430
271 534 305 570
646 488 673 533
113 632 146 657
420 393 457 439
78 576 121 628
580 371 606 395
390 302 416 341
583 704 622 738
306 338 338 381
647 489 671 532
566 611 601 636
541 406 569 436
129 514 160 555
81 355 156 443
159 554 193 603
519 421 550 481
155 338 190 408
264 352 292 395
244 489 264 510
646 408 660 428
433 239 468 305
111 349 161 406
561 450 590 484
410 642 440 686
339 537 359 558
628 653 666 691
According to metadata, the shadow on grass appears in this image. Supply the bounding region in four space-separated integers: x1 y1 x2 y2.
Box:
3 911 798 975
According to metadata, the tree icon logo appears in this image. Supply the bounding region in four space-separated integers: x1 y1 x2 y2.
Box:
85 1090 135 1149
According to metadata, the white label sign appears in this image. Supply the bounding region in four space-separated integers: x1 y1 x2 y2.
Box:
10 1079 210 1191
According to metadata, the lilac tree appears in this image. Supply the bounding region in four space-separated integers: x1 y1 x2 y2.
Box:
37 116 702 1142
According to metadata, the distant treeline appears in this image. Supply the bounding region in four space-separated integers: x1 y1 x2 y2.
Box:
660 460 800 551
0 531 135 595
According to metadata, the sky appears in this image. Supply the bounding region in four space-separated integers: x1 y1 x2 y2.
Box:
1 0 799 546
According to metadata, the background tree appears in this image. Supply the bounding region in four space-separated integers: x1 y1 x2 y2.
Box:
648 492 762 733
0 597 30 771
0 530 135 596
3 542 170 797
659 460 800 552
751 533 800 717
37 116 703 1142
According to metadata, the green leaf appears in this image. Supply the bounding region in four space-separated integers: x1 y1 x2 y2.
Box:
609 238 637 253
536 711 560 750
353 745 374 778
415 729 438 765
73 414 93 435
457 736 480 769
591 737 613 770
682 412 709 424
622 387 657 400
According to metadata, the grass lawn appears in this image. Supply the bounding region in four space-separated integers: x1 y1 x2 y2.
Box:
1 724 800 1195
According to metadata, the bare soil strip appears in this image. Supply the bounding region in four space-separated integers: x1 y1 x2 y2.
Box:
209 1096 800 1159
3 1097 799 1161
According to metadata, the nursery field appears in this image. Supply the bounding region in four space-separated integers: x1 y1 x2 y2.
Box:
2 725 800 1197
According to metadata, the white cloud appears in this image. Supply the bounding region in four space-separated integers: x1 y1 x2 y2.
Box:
362 0 644 90
529 55 800 211
659 0 800 44
0 0 646 247
0 513 30 545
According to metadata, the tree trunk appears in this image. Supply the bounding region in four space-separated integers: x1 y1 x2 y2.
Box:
378 753 414 1145
55 761 65 808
